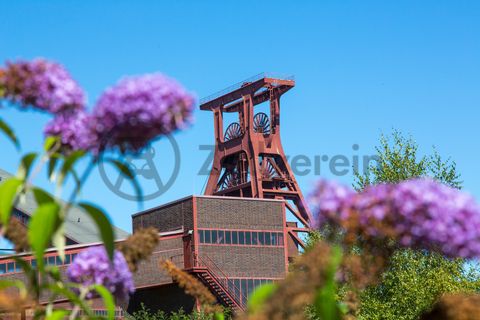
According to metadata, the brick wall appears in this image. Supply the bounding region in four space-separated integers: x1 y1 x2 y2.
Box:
196 197 284 231
132 197 193 233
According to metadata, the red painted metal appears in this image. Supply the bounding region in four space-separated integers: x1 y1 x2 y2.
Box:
200 74 312 256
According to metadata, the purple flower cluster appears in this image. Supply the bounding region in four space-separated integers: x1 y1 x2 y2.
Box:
44 111 96 152
309 180 354 228
311 178 480 259
92 74 195 152
44 73 195 153
1 59 85 114
67 246 134 301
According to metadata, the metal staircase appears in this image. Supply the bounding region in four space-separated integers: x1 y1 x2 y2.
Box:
191 254 247 312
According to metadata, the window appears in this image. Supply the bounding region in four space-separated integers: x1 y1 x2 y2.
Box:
258 232 264 245
211 230 217 244
241 279 247 299
204 230 211 243
15 263 21 272
7 262 14 273
65 255 71 265
238 231 245 245
199 230 204 243
225 231 231 244
0 264 5 274
248 279 254 294
48 256 55 266
271 233 277 246
278 233 284 246
265 232 271 245
56 256 63 265
31 259 37 267
218 230 225 244
232 231 238 245
252 232 258 245
245 231 251 245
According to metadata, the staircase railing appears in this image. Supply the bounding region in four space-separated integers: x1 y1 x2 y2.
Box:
194 254 248 311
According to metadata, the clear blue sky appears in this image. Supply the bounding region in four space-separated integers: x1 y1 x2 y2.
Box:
1 1 479 233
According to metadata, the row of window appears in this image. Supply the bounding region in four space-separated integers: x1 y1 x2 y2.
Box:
198 229 284 247
0 253 78 275
226 278 274 305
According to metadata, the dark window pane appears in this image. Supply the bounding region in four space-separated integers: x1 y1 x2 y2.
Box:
234 279 241 300
278 233 284 246
271 233 277 246
241 279 247 298
248 279 254 295
238 231 245 245
205 230 211 243
65 255 71 265
7 262 14 273
218 230 225 244
199 230 204 243
258 232 264 245
31 259 37 267
232 231 238 244
0 264 5 274
245 231 251 245
72 253 77 261
225 231 231 244
56 256 63 265
15 263 21 272
252 232 258 245
265 232 271 245
211 230 217 244
254 279 261 288
48 256 55 266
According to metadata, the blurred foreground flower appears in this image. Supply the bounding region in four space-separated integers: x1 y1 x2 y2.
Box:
0 59 85 113
311 178 480 259
92 73 195 152
44 73 195 154
44 111 96 152
67 246 134 301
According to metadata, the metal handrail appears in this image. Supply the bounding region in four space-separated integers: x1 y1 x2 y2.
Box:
199 73 294 105
195 254 247 310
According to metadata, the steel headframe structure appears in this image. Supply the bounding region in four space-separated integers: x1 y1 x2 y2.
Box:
200 73 312 250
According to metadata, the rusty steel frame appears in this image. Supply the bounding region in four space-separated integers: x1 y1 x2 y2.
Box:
200 75 313 252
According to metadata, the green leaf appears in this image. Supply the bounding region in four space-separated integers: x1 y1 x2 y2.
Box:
44 136 59 152
28 202 61 270
47 154 60 182
0 118 20 150
78 202 115 260
52 223 66 262
17 152 38 180
32 187 54 205
106 158 143 202
0 177 23 226
58 150 85 186
314 246 343 320
46 310 69 320
92 284 115 320
214 313 225 320
247 282 278 314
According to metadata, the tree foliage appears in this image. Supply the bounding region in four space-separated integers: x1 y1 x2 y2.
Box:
351 130 477 320
353 130 462 191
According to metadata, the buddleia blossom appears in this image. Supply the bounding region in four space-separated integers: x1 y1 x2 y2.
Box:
67 246 134 300
44 111 96 152
309 179 354 228
312 178 480 259
92 73 195 152
0 59 85 113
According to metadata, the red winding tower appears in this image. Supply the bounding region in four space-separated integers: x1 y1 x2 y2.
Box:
200 73 312 249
